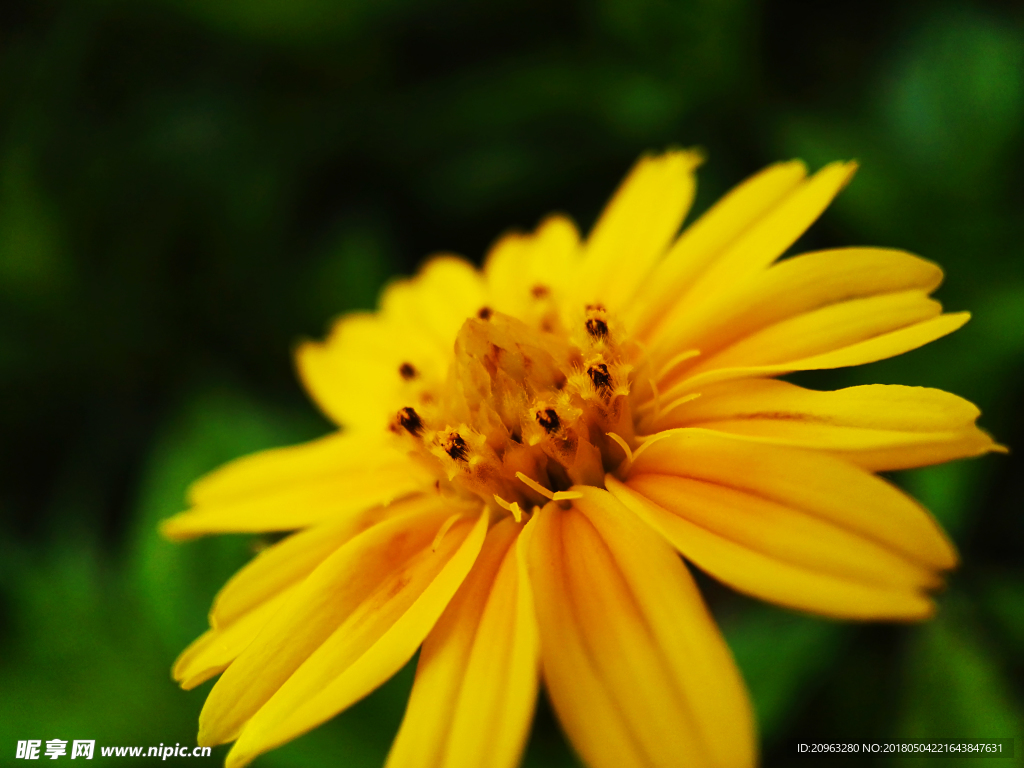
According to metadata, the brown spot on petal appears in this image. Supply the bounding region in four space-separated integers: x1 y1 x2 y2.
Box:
399 362 417 380
477 306 493 320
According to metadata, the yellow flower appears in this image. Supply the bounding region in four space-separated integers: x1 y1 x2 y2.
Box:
162 151 1002 768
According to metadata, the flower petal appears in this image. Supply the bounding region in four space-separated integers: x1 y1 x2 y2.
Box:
631 161 856 341
656 311 970 401
174 497 440 689
612 430 957 618
174 587 295 690
298 256 484 430
627 160 805 338
219 508 488 768
680 161 857 300
647 247 944 371
387 517 539 768
297 317 448 431
526 489 756 768
577 150 702 311
160 432 432 540
211 498 425 629
688 290 941 374
647 378 1000 470
380 256 488 353
484 215 583 318
195 498 472 746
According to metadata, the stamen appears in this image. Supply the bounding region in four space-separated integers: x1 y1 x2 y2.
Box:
431 513 463 552
585 317 609 340
493 493 524 521
404 298 638 511
515 471 555 500
631 428 690 462
636 387 701 418
551 490 583 501
536 408 560 434
647 375 661 421
605 431 634 470
445 433 469 461
658 392 702 420
588 363 612 390
398 407 423 435
657 349 701 380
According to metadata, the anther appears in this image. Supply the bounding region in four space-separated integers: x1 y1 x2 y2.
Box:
477 306 493 320
398 407 423 435
399 362 417 380
588 363 612 390
536 408 560 434
445 433 469 461
585 317 609 340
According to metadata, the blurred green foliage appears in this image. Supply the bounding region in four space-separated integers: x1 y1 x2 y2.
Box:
0 0 1021 765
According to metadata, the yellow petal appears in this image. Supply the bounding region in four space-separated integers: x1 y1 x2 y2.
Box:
186 431 413 507
648 379 999 470
648 247 944 369
632 429 956 568
297 313 450 431
174 587 295 690
628 160 808 338
690 290 941 374
221 509 488 768
210 496 422 629
160 432 432 540
613 430 957 618
177 498 433 690
680 161 857 302
658 312 970 399
387 517 539 768
577 150 702 311
297 256 483 431
526 490 756 768
380 256 487 353
484 214 582 319
632 161 856 342
197 498 473 747
609 477 935 620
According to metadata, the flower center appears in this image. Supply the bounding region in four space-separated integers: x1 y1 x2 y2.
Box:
391 303 636 518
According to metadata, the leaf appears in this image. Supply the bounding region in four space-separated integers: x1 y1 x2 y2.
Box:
720 601 848 744
897 595 1024 767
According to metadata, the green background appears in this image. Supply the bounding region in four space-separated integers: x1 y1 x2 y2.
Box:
1 0 1021 765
